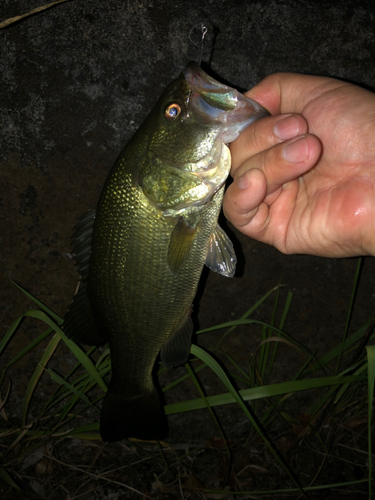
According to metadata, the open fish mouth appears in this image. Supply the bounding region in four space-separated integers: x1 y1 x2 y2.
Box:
184 61 269 143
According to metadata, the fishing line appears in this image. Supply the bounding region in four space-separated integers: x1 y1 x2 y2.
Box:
189 23 208 66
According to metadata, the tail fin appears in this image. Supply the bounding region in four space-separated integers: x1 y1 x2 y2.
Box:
100 383 166 442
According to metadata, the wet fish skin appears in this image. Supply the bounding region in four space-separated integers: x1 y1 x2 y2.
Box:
63 62 269 442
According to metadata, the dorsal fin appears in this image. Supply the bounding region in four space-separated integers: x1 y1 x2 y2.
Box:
63 208 106 345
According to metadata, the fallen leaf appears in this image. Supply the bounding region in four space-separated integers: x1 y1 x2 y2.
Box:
35 459 53 475
205 437 233 449
181 474 205 490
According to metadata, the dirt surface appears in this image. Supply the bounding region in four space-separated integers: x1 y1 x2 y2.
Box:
1 0 375 498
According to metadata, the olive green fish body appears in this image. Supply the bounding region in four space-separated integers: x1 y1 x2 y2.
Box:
63 62 269 441
90 151 226 440
90 171 225 388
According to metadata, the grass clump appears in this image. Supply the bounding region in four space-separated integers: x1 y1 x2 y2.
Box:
0 258 373 498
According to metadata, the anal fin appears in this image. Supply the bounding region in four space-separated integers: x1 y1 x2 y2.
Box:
161 312 193 368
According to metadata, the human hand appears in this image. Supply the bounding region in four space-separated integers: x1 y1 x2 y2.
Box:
223 73 375 257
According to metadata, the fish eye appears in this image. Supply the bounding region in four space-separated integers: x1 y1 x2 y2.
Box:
164 103 181 121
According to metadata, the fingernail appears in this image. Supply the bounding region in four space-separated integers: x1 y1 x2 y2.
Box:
238 172 249 190
274 115 301 140
283 136 308 163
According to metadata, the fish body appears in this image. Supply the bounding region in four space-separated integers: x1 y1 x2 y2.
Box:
63 62 269 441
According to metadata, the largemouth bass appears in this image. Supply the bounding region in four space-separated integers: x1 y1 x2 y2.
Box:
63 62 269 442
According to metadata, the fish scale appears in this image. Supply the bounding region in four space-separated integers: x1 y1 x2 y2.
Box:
90 169 219 368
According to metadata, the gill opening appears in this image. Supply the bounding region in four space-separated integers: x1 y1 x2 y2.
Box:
186 89 191 118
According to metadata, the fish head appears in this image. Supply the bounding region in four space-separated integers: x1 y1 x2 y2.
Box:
139 62 269 212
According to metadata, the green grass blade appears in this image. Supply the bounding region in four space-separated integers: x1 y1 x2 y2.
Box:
68 422 100 435
42 362 109 418
333 361 367 404
22 333 61 426
265 289 293 384
336 257 362 374
185 361 231 483
52 384 97 431
366 345 374 500
198 319 288 336
42 374 90 414
0 317 23 357
210 349 251 384
42 345 106 415
95 347 110 367
279 289 293 330
0 466 20 490
164 374 366 414
12 281 63 325
189 345 304 494
161 362 207 392
6 328 53 369
4 276 371 498
201 478 369 496
258 286 281 382
303 317 373 377
46 368 100 412
55 331 108 394
23 310 107 393
201 285 280 343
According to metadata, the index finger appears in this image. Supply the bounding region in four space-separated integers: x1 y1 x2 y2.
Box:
245 72 344 115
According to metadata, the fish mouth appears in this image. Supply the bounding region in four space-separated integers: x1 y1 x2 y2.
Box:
183 61 269 143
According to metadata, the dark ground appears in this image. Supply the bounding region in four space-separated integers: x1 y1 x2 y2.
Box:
1 0 375 498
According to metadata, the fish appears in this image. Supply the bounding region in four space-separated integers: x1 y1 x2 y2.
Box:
63 62 269 442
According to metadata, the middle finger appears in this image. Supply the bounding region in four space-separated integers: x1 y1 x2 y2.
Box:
230 113 308 172
233 133 321 199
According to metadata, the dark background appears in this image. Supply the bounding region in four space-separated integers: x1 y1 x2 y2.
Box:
1 0 375 440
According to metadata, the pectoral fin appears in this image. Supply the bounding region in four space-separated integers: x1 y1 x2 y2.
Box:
167 217 197 277
205 224 237 277
161 312 194 368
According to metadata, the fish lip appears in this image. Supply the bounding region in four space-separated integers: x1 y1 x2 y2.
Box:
184 61 235 96
183 62 270 142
